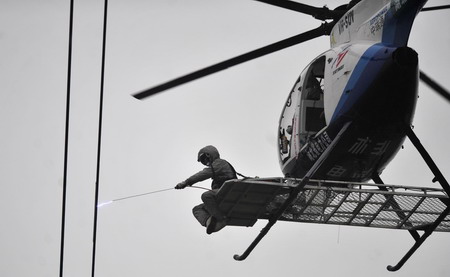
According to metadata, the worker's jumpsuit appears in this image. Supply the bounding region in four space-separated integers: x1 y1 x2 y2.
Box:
183 145 237 226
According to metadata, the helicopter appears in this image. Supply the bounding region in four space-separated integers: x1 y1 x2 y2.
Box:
132 0 450 272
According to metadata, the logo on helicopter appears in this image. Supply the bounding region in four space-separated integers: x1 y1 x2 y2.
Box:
335 49 349 68
332 48 349 75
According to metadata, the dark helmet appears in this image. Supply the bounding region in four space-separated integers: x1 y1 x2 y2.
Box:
197 145 220 166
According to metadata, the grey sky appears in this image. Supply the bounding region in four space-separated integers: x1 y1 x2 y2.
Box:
1 0 450 276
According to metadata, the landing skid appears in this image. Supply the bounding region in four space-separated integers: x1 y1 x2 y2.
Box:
385 125 450 271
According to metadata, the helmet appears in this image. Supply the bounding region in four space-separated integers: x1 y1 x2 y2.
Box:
197 145 220 166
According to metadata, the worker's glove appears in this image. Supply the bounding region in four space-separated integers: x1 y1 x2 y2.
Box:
175 181 188 190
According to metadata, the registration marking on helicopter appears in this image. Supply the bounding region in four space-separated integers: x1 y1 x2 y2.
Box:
337 10 355 35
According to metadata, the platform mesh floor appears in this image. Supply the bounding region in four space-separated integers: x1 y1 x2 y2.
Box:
263 179 450 232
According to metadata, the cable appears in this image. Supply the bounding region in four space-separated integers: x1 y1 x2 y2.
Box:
191 185 211 191
97 185 211 208
60 0 74 276
92 0 108 276
110 188 174 203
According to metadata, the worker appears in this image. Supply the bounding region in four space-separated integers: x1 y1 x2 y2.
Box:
175 145 237 234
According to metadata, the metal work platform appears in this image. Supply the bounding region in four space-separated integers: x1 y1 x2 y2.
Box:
218 126 450 271
217 177 450 232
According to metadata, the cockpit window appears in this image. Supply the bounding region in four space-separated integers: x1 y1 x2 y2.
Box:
278 76 301 165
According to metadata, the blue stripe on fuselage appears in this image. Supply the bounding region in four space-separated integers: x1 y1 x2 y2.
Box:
329 0 426 125
330 44 389 123
382 0 426 47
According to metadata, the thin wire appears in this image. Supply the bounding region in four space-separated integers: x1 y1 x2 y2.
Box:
97 185 211 208
191 185 211 191
112 188 174 202
110 185 209 203
60 0 74 276
92 0 108 276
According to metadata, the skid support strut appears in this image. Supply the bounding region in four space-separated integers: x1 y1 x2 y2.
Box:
387 205 450 271
372 175 421 241
386 125 450 271
233 122 351 261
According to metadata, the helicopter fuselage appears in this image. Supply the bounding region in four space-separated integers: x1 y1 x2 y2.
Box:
278 0 426 182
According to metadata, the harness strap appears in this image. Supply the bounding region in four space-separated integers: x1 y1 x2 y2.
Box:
211 160 251 189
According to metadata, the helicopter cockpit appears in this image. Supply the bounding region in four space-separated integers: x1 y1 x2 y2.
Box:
278 55 326 171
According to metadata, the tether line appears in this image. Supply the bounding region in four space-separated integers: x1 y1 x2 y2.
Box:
92 0 108 276
60 0 74 276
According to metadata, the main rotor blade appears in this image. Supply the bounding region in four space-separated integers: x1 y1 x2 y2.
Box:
421 5 450 12
419 71 450 102
133 23 332 100
254 0 344 20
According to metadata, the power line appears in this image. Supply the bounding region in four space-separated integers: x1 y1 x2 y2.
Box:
92 0 108 276
60 0 74 276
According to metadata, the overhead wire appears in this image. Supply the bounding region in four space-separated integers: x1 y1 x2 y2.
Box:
60 0 74 276
91 0 108 276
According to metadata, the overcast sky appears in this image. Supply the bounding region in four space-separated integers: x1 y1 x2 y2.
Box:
1 0 450 276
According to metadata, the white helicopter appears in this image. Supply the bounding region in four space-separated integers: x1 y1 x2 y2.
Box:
133 0 450 271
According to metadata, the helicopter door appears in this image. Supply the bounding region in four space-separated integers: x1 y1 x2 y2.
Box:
298 55 326 144
278 54 327 173
278 75 302 168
